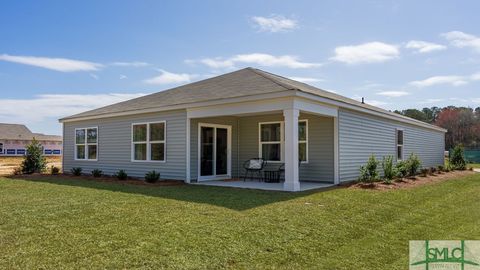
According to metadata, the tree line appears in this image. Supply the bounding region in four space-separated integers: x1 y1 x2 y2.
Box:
394 106 480 150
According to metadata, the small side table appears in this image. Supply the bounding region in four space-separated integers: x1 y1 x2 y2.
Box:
263 170 280 183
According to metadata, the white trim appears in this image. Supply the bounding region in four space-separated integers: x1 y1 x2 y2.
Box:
186 118 191 183
131 121 166 163
74 126 98 161
333 117 339 184
283 109 300 191
396 128 404 161
258 121 284 163
197 122 232 181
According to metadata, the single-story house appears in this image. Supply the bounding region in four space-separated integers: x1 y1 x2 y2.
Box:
0 123 63 156
59 68 446 191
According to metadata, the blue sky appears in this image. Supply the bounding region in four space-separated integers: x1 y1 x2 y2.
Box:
1 0 480 135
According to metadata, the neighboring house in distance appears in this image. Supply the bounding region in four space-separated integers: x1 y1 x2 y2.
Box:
0 123 62 156
59 67 446 191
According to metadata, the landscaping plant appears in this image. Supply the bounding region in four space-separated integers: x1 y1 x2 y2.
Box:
406 153 421 177
145 170 160 183
450 145 467 170
71 167 82 176
358 154 379 183
21 138 47 174
50 166 60 175
92 169 102 177
420 168 429 177
395 160 408 179
382 155 395 184
115 170 128 180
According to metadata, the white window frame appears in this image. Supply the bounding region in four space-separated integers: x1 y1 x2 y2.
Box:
298 119 309 163
258 120 308 163
131 121 166 162
396 128 404 161
74 127 98 161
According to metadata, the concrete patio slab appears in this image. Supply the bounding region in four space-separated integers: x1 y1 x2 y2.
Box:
193 180 334 191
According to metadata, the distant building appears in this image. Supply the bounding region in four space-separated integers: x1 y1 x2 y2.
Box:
0 123 62 156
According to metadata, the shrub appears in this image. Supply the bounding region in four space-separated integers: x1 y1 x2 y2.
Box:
114 170 128 180
450 145 467 170
437 165 444 173
13 166 23 175
420 168 429 177
429 167 437 175
51 166 60 175
395 160 408 179
145 170 160 183
21 138 47 174
405 153 421 177
71 167 82 176
91 169 102 177
358 155 379 183
382 155 395 183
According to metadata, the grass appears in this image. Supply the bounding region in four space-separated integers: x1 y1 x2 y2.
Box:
1 174 479 269
468 163 480 169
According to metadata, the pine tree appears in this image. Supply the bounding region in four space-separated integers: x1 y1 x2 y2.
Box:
21 138 47 174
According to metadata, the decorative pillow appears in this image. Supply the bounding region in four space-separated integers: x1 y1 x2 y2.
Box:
249 159 262 169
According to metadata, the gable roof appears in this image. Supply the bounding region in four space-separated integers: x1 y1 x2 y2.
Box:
60 67 446 132
0 123 62 141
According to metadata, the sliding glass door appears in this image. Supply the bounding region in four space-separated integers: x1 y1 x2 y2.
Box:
199 124 231 180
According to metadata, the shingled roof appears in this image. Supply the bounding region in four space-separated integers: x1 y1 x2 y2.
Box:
60 67 445 132
0 123 62 141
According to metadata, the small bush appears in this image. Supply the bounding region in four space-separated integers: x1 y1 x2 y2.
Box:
405 153 421 177
145 170 160 183
395 160 408 179
450 145 466 170
382 156 395 183
91 169 102 177
468 167 474 171
420 168 429 177
437 165 444 173
114 170 128 180
51 166 60 175
358 155 379 183
71 167 82 176
13 167 23 175
429 167 437 175
21 138 47 174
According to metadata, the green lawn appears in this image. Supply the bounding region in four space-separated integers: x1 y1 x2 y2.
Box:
1 175 479 269
469 163 480 169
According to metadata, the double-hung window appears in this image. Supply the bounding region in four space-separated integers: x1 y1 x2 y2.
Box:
259 120 308 162
75 127 98 160
132 121 166 162
396 129 404 160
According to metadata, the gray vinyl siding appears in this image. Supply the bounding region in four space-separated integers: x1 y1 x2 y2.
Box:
63 110 187 180
190 116 240 180
338 109 445 182
238 113 334 182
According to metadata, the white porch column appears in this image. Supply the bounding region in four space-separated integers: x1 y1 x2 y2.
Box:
283 109 300 191
185 117 191 183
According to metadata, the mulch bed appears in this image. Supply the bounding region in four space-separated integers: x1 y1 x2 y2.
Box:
7 173 185 187
348 170 476 190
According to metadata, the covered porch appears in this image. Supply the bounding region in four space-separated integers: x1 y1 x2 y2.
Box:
185 96 339 192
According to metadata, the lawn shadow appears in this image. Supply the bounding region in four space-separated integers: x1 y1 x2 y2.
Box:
5 175 338 211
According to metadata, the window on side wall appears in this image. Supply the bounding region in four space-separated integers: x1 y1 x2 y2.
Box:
259 122 282 162
396 129 403 161
299 120 308 163
132 121 166 162
75 127 98 160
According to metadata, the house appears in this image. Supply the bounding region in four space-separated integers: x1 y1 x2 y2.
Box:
0 123 62 156
59 68 446 191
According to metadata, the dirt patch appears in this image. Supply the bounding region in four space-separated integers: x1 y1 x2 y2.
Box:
349 170 476 190
7 173 185 187
0 156 62 175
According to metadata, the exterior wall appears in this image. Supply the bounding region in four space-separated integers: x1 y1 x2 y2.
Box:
190 116 240 180
0 140 62 156
63 110 187 179
237 112 334 182
338 109 445 182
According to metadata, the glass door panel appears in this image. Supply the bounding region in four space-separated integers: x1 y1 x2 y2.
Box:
216 128 228 175
200 127 214 176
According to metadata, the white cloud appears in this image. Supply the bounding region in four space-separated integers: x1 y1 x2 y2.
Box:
196 53 321 69
470 72 480 81
0 93 148 134
111 61 150 67
405 40 446 53
376 91 410 97
89 73 99 80
409 75 469 87
143 69 196 85
0 54 102 72
119 74 128 80
418 98 445 104
288 76 324 83
251 15 298 32
331 42 400 64
442 31 480 52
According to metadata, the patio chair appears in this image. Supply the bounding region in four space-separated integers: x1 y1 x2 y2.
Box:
242 158 266 181
278 159 302 181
